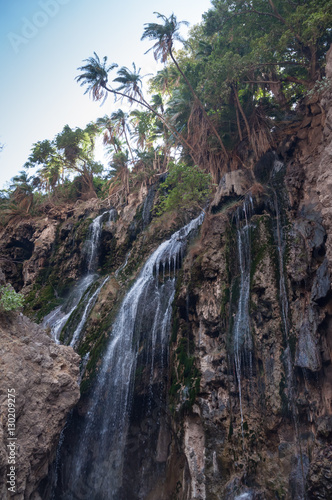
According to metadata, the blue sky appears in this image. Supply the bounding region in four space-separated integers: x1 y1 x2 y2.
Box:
0 0 212 189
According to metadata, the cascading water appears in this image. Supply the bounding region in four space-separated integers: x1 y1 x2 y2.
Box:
69 276 109 348
85 209 116 274
271 158 307 499
43 274 95 344
43 209 115 344
52 214 204 500
232 196 253 442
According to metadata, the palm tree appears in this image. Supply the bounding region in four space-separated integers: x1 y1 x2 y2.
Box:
141 12 228 159
9 171 34 213
113 63 148 103
130 109 155 151
56 125 99 198
150 66 180 94
110 109 135 163
96 115 122 153
108 151 130 198
76 53 196 161
76 52 118 103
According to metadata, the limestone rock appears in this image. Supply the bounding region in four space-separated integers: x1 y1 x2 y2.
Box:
0 313 80 499
212 169 254 209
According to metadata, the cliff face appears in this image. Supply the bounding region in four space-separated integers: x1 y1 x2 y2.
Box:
0 64 332 500
160 74 332 499
0 313 80 500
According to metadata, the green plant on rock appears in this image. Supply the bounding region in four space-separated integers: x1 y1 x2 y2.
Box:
0 284 24 312
157 162 212 216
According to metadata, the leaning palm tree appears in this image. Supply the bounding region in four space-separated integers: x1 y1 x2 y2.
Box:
113 63 147 103
76 52 118 103
141 12 228 159
76 53 196 161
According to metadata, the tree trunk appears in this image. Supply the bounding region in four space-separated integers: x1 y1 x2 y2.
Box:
232 85 257 157
235 104 243 141
123 124 135 164
82 171 97 199
169 47 228 160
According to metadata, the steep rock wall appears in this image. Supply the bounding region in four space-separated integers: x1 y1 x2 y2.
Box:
164 80 332 499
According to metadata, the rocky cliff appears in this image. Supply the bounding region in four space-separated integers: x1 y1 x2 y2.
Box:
0 62 332 500
158 58 332 499
0 313 80 499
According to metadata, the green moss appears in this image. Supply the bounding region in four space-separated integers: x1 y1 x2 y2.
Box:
79 330 109 395
171 314 179 343
100 236 117 274
170 329 201 412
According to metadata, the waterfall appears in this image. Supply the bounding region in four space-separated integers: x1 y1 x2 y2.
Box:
271 159 307 498
69 276 109 348
43 274 96 344
54 214 204 500
85 209 116 273
43 209 115 344
232 196 253 442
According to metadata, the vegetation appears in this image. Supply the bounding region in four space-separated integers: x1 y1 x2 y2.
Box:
0 284 24 312
157 163 211 216
1 1 331 223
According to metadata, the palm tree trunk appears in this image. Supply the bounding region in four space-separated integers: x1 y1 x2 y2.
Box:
123 124 135 163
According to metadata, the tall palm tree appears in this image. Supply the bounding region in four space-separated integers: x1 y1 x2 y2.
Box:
141 12 228 159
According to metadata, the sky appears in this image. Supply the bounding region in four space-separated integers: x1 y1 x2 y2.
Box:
0 0 212 189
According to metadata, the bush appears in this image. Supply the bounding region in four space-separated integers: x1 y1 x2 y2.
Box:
0 284 24 312
157 163 212 215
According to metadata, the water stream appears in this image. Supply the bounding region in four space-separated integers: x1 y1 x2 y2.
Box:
53 214 204 500
232 197 253 443
43 209 114 344
271 159 307 499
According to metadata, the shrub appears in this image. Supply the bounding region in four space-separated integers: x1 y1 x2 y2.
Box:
0 284 24 312
157 163 212 215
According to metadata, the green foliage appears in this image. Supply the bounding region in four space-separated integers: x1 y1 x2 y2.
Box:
0 284 24 312
158 163 212 215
